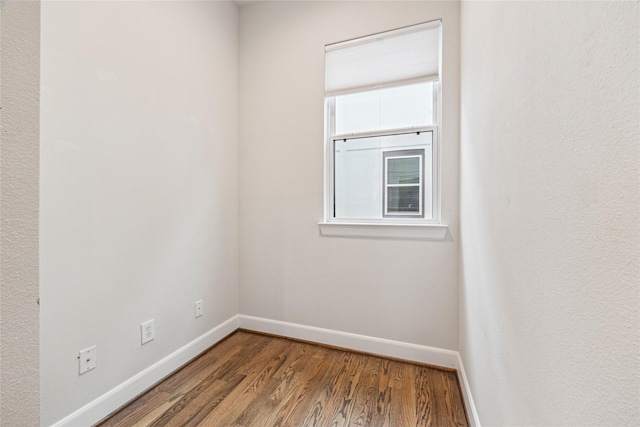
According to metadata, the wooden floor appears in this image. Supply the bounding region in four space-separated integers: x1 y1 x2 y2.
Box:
97 331 468 427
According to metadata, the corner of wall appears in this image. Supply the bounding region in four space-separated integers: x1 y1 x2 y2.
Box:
0 0 41 425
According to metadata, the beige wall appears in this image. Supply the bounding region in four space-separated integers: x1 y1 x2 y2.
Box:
39 2 239 424
0 1 41 425
459 1 640 425
239 1 460 350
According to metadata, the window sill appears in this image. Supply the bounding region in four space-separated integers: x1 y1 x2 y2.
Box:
318 222 448 240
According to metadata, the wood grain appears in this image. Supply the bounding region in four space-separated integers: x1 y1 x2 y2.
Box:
97 331 468 427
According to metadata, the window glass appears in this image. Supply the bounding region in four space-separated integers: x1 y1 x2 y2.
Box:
334 82 433 135
387 187 420 213
384 152 423 217
387 157 420 184
334 132 432 220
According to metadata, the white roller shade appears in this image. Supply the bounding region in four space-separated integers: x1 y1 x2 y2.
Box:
325 21 441 96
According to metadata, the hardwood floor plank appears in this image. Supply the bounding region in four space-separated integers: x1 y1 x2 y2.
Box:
158 375 245 427
347 356 381 426
437 371 468 427
96 331 469 427
414 362 436 427
205 340 330 426
299 351 354 427
242 345 334 426
99 332 250 426
194 338 296 425
149 335 272 426
100 390 173 427
388 361 417 427
326 351 369 426
369 358 396 427
259 347 335 426
131 395 179 427
101 332 268 427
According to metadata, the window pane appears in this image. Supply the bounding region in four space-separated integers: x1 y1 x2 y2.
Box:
334 131 432 220
335 82 433 135
387 186 420 213
387 157 420 184
381 83 433 131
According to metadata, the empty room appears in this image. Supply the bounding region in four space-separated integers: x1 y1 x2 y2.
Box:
0 0 638 426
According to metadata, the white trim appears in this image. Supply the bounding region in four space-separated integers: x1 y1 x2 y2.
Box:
50 315 240 427
318 221 448 240
457 353 482 427
333 124 435 141
238 315 458 369
325 19 442 51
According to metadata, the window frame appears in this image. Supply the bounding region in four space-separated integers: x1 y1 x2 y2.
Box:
383 149 425 218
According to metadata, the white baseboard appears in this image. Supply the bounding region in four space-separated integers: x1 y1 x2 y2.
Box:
51 315 240 427
456 353 482 427
238 314 459 369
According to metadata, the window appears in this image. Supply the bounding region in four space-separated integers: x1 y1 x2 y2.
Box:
384 149 424 217
321 21 446 239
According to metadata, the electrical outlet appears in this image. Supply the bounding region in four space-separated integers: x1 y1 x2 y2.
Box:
141 319 155 345
195 300 203 318
79 346 97 375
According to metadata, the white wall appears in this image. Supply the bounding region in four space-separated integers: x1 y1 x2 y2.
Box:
39 2 239 425
459 1 639 425
0 1 41 425
239 1 460 350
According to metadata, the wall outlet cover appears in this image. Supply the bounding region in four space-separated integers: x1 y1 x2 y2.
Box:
79 346 97 375
195 300 203 318
141 319 155 345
